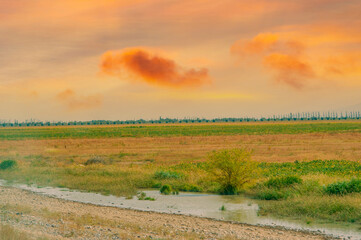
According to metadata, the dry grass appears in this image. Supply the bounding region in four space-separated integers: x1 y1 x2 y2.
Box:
0 224 31 240
1 132 361 165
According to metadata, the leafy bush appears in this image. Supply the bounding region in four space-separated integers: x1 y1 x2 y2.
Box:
325 179 361 195
265 176 302 189
207 149 258 195
160 184 172 195
0 160 16 170
154 170 182 180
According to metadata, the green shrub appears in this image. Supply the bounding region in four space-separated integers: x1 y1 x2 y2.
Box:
325 179 361 195
154 170 182 180
207 149 258 195
0 160 16 170
265 175 302 189
176 184 202 192
160 184 172 195
137 192 155 201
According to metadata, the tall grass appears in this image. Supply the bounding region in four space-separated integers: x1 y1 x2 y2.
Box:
258 194 361 223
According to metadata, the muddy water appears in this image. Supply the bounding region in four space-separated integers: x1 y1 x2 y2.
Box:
0 180 360 239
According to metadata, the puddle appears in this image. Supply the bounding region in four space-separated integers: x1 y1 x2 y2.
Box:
0 180 360 239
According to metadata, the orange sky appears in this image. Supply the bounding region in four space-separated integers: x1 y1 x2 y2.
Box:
0 0 360 121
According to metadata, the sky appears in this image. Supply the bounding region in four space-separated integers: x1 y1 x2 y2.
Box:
0 0 360 121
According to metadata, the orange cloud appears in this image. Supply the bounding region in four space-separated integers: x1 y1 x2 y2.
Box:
231 33 312 88
231 26 361 88
322 53 361 77
56 89 102 111
231 33 305 56
231 33 279 55
56 89 75 100
101 48 211 88
263 54 315 89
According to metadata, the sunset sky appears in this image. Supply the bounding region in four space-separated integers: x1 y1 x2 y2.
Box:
1 0 360 121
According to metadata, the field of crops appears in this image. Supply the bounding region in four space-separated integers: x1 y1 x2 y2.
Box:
1 121 361 140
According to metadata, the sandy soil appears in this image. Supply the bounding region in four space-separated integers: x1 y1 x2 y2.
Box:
0 186 335 240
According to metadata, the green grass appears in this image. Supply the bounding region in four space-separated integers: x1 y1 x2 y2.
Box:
259 160 361 177
1 122 361 140
258 194 361 223
246 163 361 223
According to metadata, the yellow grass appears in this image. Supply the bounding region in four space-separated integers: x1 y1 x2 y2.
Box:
1 133 360 164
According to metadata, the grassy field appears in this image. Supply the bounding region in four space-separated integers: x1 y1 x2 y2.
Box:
1 121 361 140
0 122 360 225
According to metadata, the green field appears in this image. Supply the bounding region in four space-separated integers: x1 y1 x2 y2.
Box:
1 122 361 140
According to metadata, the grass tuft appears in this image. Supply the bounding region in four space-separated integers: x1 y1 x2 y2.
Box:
0 160 17 170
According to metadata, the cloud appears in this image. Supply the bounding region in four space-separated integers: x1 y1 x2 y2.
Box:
231 33 279 55
231 33 312 88
322 53 361 77
101 48 211 88
263 54 315 89
56 89 102 111
56 89 75 100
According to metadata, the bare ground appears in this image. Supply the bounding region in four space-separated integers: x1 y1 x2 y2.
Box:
0 186 335 240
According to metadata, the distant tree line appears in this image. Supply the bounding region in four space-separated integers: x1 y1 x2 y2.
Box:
1 111 360 127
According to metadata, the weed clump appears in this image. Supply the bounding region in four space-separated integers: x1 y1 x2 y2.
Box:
160 184 172 195
0 160 16 170
137 192 155 201
84 156 105 166
325 179 361 195
176 184 202 192
159 184 179 195
154 170 182 180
